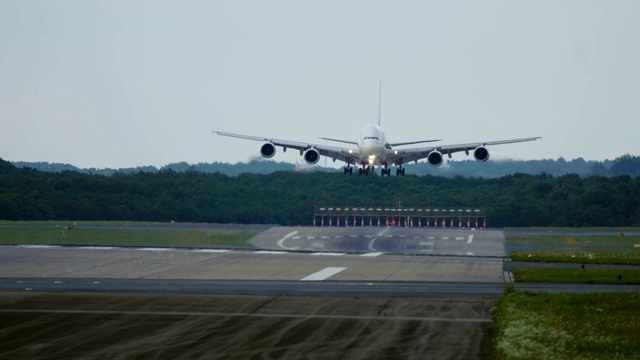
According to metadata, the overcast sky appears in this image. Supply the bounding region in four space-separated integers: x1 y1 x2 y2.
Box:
1 1 638 169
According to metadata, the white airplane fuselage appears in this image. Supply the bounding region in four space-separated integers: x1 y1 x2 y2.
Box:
356 124 387 166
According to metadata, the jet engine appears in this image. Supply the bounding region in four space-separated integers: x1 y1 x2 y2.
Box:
303 149 320 164
473 146 490 162
260 142 276 158
427 150 444 167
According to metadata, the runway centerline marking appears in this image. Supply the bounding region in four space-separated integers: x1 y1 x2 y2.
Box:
468 234 475 244
277 231 298 250
300 267 347 281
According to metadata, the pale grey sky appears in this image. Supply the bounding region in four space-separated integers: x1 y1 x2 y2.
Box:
1 0 638 169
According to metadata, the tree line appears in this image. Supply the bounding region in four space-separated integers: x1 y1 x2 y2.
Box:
11 154 640 178
1 158 639 227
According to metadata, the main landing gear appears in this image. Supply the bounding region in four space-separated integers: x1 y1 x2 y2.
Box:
358 166 373 176
380 165 404 176
344 165 404 176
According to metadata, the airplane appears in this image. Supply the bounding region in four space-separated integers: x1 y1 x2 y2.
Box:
212 86 541 176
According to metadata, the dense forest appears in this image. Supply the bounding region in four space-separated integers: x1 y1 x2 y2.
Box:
1 158 639 227
11 154 640 178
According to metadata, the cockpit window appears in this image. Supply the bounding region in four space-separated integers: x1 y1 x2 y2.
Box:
363 136 379 140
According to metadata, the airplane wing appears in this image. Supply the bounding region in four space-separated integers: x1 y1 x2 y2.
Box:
389 139 441 147
318 137 357 145
387 137 542 165
213 131 360 165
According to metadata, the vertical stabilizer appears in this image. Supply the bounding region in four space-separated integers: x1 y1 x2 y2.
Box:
378 79 382 126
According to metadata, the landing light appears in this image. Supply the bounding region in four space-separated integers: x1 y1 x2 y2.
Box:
348 149 353 154
368 155 375 160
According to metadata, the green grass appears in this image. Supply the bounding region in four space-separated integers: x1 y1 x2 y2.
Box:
507 234 640 245
510 252 640 266
0 220 261 227
507 234 640 265
489 290 640 360
0 227 259 248
513 269 640 285
505 227 640 232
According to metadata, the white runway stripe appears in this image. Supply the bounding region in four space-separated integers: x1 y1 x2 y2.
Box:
468 234 475 244
301 267 347 281
253 251 287 255
360 252 383 257
310 252 345 256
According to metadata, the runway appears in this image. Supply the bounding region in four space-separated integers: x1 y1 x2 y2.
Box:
2 278 638 297
2 226 638 359
0 245 506 283
250 226 504 257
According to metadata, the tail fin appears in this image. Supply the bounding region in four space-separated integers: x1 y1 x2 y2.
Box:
378 79 382 126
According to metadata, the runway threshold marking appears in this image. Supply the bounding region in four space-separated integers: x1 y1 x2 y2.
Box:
300 267 347 281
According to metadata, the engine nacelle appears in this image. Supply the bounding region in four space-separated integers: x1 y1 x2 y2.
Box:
303 149 320 164
260 142 276 158
473 146 490 162
427 150 444 167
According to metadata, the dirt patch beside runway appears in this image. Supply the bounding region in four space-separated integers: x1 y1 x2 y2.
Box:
0 292 494 359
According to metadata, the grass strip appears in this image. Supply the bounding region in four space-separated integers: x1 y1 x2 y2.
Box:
512 269 640 285
507 234 640 265
505 227 640 232
507 234 640 245
509 252 640 266
0 227 259 248
489 288 640 360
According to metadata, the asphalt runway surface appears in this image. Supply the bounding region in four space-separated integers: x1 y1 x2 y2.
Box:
2 226 639 359
250 226 504 257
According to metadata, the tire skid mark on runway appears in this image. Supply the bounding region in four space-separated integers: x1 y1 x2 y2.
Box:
0 309 492 322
